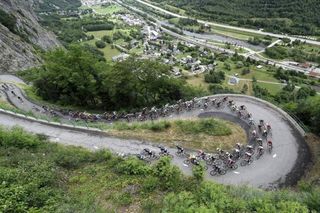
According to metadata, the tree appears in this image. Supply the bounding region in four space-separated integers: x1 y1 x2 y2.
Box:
32 45 105 106
241 84 248 93
95 40 106 48
102 35 112 44
204 70 225 84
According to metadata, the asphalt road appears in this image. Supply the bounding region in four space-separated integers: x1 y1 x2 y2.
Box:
0 78 310 189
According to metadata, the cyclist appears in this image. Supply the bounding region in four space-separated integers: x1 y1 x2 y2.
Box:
240 105 246 110
159 146 168 154
235 143 242 150
256 137 263 146
266 123 271 131
211 98 216 105
143 148 153 157
226 152 233 159
198 150 206 160
267 140 273 149
263 129 268 137
216 148 225 156
252 130 257 137
244 152 253 163
234 148 240 159
189 154 197 164
176 145 184 154
246 145 254 154
227 157 235 167
257 145 264 155
249 117 254 125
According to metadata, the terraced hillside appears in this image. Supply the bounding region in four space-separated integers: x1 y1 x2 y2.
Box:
151 0 320 36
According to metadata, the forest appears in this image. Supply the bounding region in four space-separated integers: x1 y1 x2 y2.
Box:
151 0 320 36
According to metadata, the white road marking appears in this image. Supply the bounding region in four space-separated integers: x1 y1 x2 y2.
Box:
183 164 189 167
93 145 99 150
233 171 240 174
273 154 277 158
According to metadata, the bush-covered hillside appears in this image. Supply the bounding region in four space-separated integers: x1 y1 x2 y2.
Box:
1 126 320 212
151 0 320 35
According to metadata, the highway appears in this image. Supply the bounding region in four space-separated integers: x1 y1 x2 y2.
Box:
134 0 320 46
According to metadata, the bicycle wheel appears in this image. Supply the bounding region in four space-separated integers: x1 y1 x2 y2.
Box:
256 153 262 160
231 164 238 170
210 170 217 176
183 159 191 165
219 169 227 175
206 160 213 165
240 160 247 167
216 159 223 166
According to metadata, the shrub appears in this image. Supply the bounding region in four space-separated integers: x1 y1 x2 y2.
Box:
116 157 150 175
114 192 133 206
53 147 93 169
142 176 159 192
95 40 106 49
0 127 41 149
0 9 16 33
192 164 204 182
152 157 182 190
102 35 112 43
241 68 250 75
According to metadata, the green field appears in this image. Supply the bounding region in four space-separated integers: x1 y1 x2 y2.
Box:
91 4 124 15
210 25 272 41
217 60 279 83
256 82 284 95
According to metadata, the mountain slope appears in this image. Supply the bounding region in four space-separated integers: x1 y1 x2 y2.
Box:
151 0 320 36
0 0 60 73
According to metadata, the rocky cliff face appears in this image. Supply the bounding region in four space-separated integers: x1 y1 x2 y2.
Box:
0 0 60 73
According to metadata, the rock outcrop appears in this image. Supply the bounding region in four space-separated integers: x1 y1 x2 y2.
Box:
0 0 60 73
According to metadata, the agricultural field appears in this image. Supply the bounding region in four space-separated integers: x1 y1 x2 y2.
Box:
91 4 124 15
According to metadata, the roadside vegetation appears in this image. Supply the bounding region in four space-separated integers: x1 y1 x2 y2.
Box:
0 126 319 212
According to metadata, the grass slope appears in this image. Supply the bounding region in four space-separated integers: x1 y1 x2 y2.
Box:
107 118 245 151
0 126 319 212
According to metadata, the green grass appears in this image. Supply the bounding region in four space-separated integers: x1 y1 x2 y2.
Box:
217 60 279 83
174 118 232 136
256 82 284 95
111 118 231 136
210 26 265 41
91 5 123 15
83 39 121 60
112 120 172 132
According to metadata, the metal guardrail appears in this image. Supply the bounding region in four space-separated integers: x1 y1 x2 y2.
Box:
0 93 308 137
0 108 102 132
